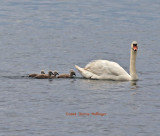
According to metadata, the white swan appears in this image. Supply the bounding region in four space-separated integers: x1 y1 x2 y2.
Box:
75 41 138 81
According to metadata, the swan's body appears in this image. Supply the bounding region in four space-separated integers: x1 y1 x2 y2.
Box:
75 41 138 81
75 60 131 80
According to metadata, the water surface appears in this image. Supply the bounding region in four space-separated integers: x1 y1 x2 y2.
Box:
0 0 160 136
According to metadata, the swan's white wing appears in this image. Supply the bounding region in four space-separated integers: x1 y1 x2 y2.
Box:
85 60 129 76
75 60 131 80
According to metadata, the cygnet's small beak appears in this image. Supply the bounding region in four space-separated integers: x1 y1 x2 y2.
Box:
54 72 59 75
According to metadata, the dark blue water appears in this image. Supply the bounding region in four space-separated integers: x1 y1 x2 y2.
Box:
0 0 160 136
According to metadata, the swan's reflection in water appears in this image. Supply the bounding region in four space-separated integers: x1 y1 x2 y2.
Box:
130 80 139 90
73 77 141 92
75 77 130 91
131 81 137 86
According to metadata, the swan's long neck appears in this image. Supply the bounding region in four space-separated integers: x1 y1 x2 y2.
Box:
130 49 138 80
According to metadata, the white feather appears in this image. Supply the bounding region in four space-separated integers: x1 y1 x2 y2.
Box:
75 60 131 80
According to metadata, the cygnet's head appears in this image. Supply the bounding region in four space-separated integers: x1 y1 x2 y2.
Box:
131 41 138 52
48 70 54 76
53 71 59 76
70 69 76 77
41 70 45 74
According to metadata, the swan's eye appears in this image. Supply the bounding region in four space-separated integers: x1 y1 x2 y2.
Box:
133 44 138 51
133 44 137 47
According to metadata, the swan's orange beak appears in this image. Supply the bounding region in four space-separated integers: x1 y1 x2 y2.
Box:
133 45 138 51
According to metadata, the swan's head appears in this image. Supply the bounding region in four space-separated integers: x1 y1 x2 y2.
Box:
131 41 138 52
41 70 45 74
